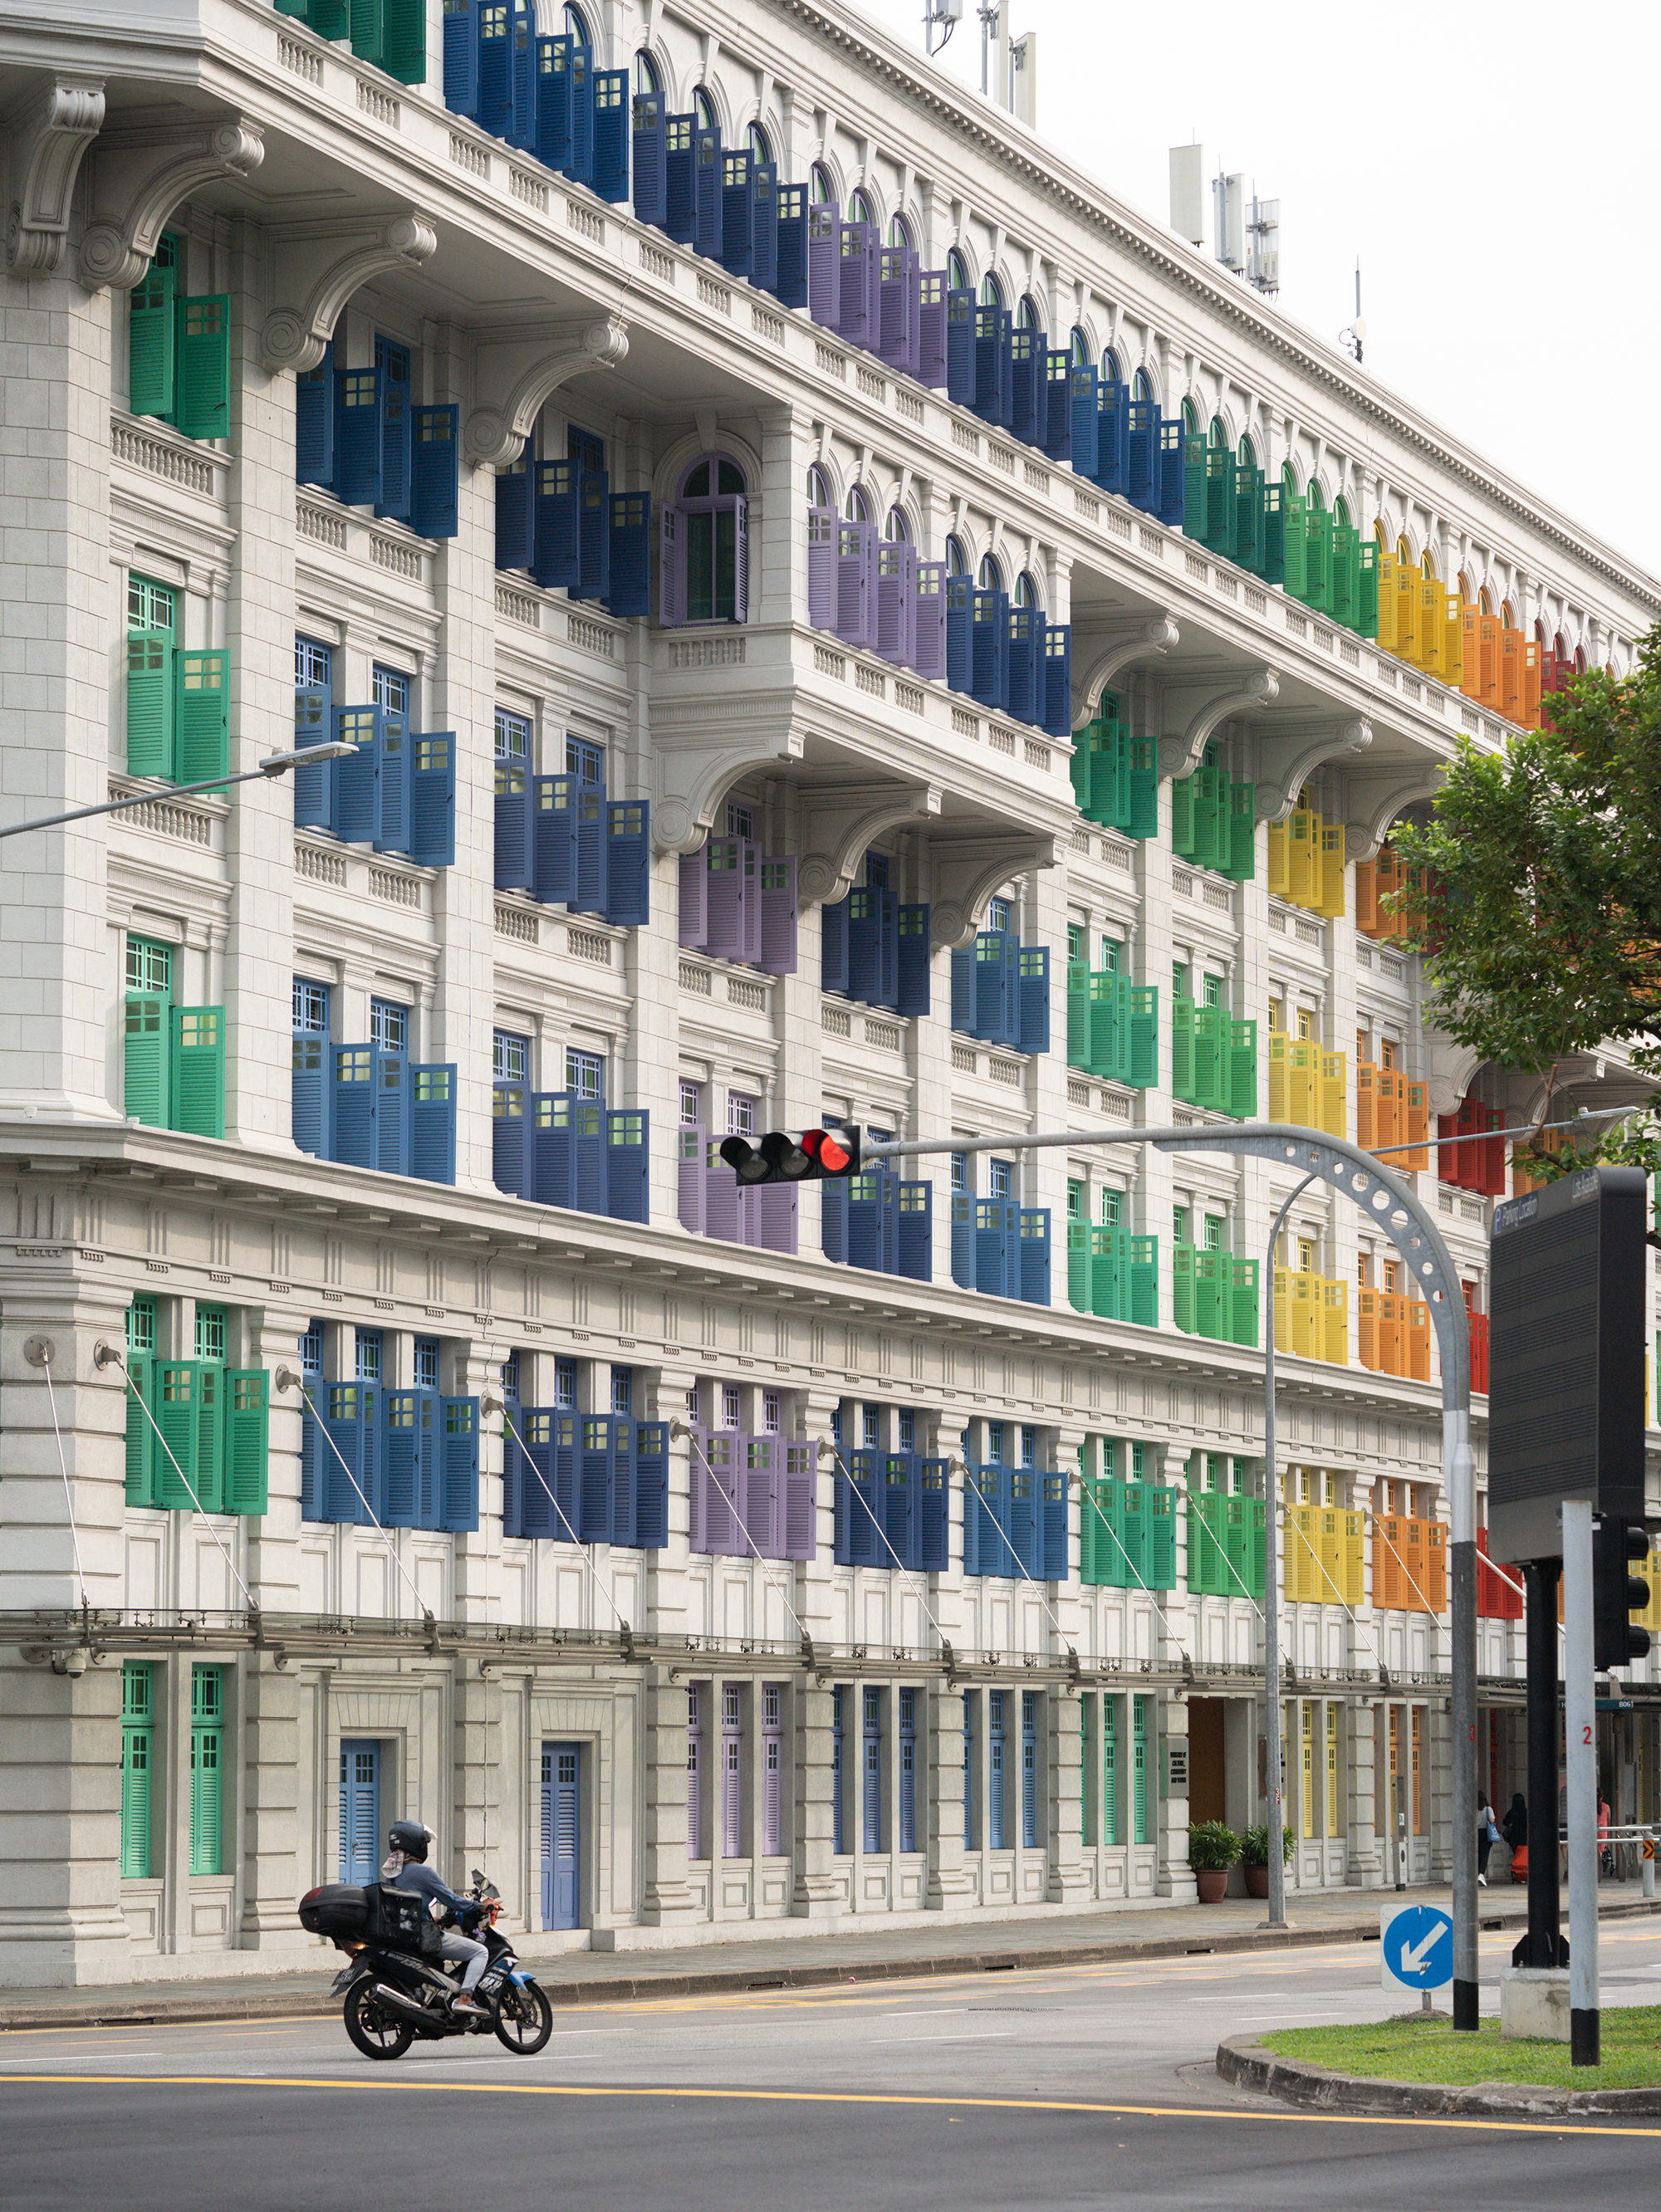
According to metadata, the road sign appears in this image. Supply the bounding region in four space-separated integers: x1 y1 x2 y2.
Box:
1381 1902 1453 1994
1645 1838 1655 1862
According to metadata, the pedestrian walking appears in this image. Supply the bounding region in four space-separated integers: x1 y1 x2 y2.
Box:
1477 1791 1498 1886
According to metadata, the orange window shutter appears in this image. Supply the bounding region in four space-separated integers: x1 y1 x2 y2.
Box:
1378 1070 1400 1158
1460 605 1482 699
1428 1524 1447 1613
1355 858 1378 937
1479 617 1500 705
1396 566 1418 662
1403 1081 1428 1171
1501 627 1523 720
1408 1299 1431 1383
1358 1286 1379 1370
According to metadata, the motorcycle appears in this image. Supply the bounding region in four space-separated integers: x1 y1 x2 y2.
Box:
300 1871 555 2063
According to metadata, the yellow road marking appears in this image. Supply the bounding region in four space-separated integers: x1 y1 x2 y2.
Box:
0 2073 1656 2136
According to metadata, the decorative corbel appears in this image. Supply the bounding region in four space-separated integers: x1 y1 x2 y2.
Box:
463 316 630 469
796 784 942 908
1423 1029 1482 1118
5 74 105 276
1342 766 1441 859
79 119 264 291
929 834 1064 949
649 730 806 856
260 212 439 373
1158 668 1279 781
1251 716 1371 824
1070 613 1178 727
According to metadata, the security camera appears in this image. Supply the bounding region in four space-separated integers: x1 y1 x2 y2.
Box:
51 1649 87 1678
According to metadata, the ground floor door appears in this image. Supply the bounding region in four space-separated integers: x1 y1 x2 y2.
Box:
339 1740 380 1884
541 1741 581 1930
1187 1698 1227 1828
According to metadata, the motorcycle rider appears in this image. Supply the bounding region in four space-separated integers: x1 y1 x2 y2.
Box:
384 1820 490 2018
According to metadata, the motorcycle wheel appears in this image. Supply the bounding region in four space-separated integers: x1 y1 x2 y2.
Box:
492 1981 554 2055
344 1978 416 2061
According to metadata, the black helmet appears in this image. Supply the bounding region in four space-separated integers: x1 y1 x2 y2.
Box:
388 1820 433 1861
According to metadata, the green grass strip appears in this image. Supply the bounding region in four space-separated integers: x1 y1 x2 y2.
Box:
1262 2006 1661 2092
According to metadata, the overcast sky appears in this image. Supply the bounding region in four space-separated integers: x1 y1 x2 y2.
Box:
851 0 1659 585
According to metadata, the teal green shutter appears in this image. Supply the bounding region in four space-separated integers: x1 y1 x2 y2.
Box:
1149 1490 1177 1588
173 296 230 440
189 1666 223 1875
351 0 385 65
1283 494 1307 600
129 262 176 420
1132 1696 1149 1843
1170 771 1196 857
1227 1018 1258 1118
124 995 170 1126
1103 1699 1118 1845
120 1664 154 1877
125 631 174 777
154 1361 201 1508
124 1350 154 1506
381 0 426 81
194 1362 225 1512
225 1370 269 1515
170 1006 226 1139
174 649 229 783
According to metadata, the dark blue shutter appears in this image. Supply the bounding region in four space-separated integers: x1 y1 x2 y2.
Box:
946 288 975 406
1159 417 1186 529
382 1387 424 1527
331 1045 375 1169
533 457 579 590
946 574 972 693
441 1397 479 1532
578 1416 612 1540
374 1049 408 1177
1006 604 1037 725
501 1410 527 1537
950 945 973 1035
511 1411 555 1538
571 787 609 914
1018 946 1050 1056
478 2 512 136
567 43 593 185
719 147 753 278
443 0 478 115
975 1198 1011 1298
607 490 650 617
372 707 409 856
807 203 840 325
970 590 1007 712
293 690 336 834
492 1079 530 1196
532 33 569 169
409 1064 457 1186
664 111 696 242
333 364 382 507
300 1403 326 1522
896 903 930 1016
1010 329 1039 445
1041 1471 1068 1579
591 67 628 201
531 1093 573 1209
376 370 410 525
846 888 881 1005
773 181 807 309
883 1451 913 1568
693 125 723 260
633 1422 669 1549
604 1108 648 1223
920 1458 948 1572
1009 1470 1037 1577
296 343 334 487
751 163 778 295
292 1031 329 1159
835 221 873 349
1042 624 1071 739
495 449 533 570
897 1179 932 1283
1127 400 1158 511
494 761 532 891
604 800 649 926
572 1099 605 1216
846 1172 884 1272
1041 350 1071 462
508 3 535 149
610 1417 636 1547
1095 376 1126 497
821 896 850 996
631 91 666 228
323 1382 376 1524
408 732 455 869
1068 363 1098 477
572 469 610 600
950 1193 975 1290
1020 1208 1051 1308
846 1452 882 1566
533 774 576 906
410 404 458 539
821 1173 847 1264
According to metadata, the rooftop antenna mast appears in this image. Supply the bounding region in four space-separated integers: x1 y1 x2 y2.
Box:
923 0 960 58
1340 261 1366 365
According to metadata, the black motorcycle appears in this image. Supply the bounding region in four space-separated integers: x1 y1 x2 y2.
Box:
300 1871 554 2062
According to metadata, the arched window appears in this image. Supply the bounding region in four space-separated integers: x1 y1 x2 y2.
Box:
693 86 717 130
1306 479 1325 512
810 163 834 204
946 536 968 577
1134 366 1153 403
888 213 913 251
1071 325 1090 365
747 121 771 165
1420 548 1436 578
977 552 1004 594
1209 415 1227 448
1014 570 1038 608
806 464 830 511
1101 348 1121 384
1395 535 1412 565
665 454 747 627
562 3 590 40
1501 599 1516 629
849 187 875 228
632 48 659 95
1242 435 1259 468
884 507 909 542
1284 462 1301 497
846 483 870 522
1478 585 1495 614
1018 295 1044 333
979 271 1004 308
947 247 969 292
1575 644 1588 674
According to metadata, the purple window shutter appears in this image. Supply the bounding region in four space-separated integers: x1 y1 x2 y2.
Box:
703 837 744 957
914 560 947 682
742 1435 779 1559
917 270 948 389
723 1728 741 1858
782 1441 816 1560
758 853 797 975
807 507 836 629
859 521 878 649
905 252 923 381
735 1183 758 1249
731 495 749 624
679 847 708 949
836 521 874 647
740 840 762 964
678 1123 706 1233
876 541 914 666
688 1442 706 1554
703 1142 742 1243
686 1691 702 1857
755 1181 798 1258
658 502 685 628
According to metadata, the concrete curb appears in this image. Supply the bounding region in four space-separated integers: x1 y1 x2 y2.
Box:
1216 2032 1661 2119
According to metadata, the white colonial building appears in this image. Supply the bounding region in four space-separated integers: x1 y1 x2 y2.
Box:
1 0 1658 1984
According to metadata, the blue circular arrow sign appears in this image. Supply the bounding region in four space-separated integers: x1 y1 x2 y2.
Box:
1382 1903 1454 1989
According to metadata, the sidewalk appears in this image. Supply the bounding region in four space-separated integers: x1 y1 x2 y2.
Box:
5 1881 1657 2032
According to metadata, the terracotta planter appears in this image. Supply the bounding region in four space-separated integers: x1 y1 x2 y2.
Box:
1193 1868 1231 1904
1242 1863 1269 1899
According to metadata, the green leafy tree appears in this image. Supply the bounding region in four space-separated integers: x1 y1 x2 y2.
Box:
1389 632 1661 1182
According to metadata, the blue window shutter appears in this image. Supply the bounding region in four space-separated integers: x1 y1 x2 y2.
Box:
974 1198 1008 1298
494 761 532 892
807 202 840 325
293 681 336 831
321 1382 368 1523
1066 360 1097 476
896 904 930 1017
375 374 410 525
332 706 376 843
591 66 629 201
408 732 455 869
531 1093 573 1209
610 1417 636 1546
821 894 850 996
846 888 880 1005
1127 399 1158 511
949 1197 974 1290
883 1450 914 1570
634 1422 669 1549
604 1108 648 1223
372 707 409 856
441 1397 479 1531
1041 1471 1068 1579
835 220 873 349
531 33 568 167
879 887 899 1011
693 125 723 259
382 1388 419 1526
571 787 609 915
520 1411 557 1538
1159 417 1186 529
946 287 975 406
1043 624 1071 740
572 1099 606 1216
1009 329 1038 444
963 1465 982 1577
409 1063 456 1185
950 945 973 1035
1095 375 1126 497
1006 604 1036 725
845 1173 884 1272
971 931 1002 1041
409 404 458 539
970 589 1007 712
1018 946 1050 1056
300 1400 327 1522
533 457 579 590
572 470 610 601
492 1079 529 1196
719 147 754 278
897 1178 932 1283
850 1453 882 1566
578 1416 611 1540
604 800 649 927
607 490 651 618
632 91 666 227
533 774 576 907
1020 1208 1051 1308
773 180 807 309
821 1174 847 1265
919 1457 948 1572
292 1030 329 1159
329 1045 373 1169
972 304 1002 423
443 0 478 115
296 343 335 487
495 449 533 571
566 42 594 184
751 162 778 294
664 110 696 242
945 573 972 692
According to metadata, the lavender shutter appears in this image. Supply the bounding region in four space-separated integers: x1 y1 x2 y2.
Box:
740 842 762 964
531 1092 574 1209
875 539 914 665
742 1435 779 1559
913 560 946 682
657 501 686 629
821 895 850 996
782 1442 816 1560
703 1138 742 1244
723 1717 741 1859
731 496 749 624
835 521 873 648
917 270 948 388
677 1124 706 1233
754 1182 797 1257
702 837 745 959
533 774 576 906
807 203 840 326
631 91 666 228
896 903 930 1017
806 505 837 629
664 111 695 242
533 457 579 591
605 800 649 927
876 246 910 369
904 252 923 379
679 846 708 950
703 1433 737 1554
774 181 807 310
758 854 797 975
897 1177 932 1282
751 163 778 295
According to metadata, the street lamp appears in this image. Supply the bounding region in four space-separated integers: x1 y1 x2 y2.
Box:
0 742 359 842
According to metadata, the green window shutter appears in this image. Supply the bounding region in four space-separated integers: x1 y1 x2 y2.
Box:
120 1703 153 1879
1132 1696 1149 1843
174 648 228 783
154 1361 201 1508
273 0 312 15
1227 1018 1258 1118
1125 737 1158 839
1103 1700 1118 1845
1127 985 1158 1090
129 262 177 421
1170 771 1196 858
173 296 230 440
1230 1258 1260 1349
190 1666 224 1875
381 0 426 81
195 1361 225 1513
225 1369 270 1515
350 0 385 66
1149 1490 1176 1589
124 1350 154 1506
170 1005 226 1139
1226 781 1257 881
125 631 174 777
1172 1243 1196 1334
1191 1003 1223 1110
124 995 171 1126
1183 432 1208 541
1171 995 1194 1103
1282 494 1307 601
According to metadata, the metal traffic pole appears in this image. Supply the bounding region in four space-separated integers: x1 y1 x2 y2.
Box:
1262 1172 1317 1929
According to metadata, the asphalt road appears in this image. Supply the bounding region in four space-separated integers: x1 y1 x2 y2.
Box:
7 1924 1661 2209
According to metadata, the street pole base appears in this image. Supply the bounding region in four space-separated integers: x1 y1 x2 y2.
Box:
1453 1978 1479 2033
1256 1918 1294 1931
1570 2007 1600 2068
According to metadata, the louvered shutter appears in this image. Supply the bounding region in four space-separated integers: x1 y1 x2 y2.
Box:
129 259 176 420
662 108 695 241
835 520 874 648
693 125 723 259
566 41 595 184
534 775 576 906
677 1123 705 1233
702 836 746 960
494 761 532 892
1126 400 1158 510
409 1064 457 1186
125 1352 154 1506
443 0 478 113
532 457 580 590
969 589 1007 712
1042 624 1071 738
1019 1208 1051 1306
896 903 930 1016
492 1079 529 1196
607 1416 636 1547
571 1099 605 1215
1006 604 1037 724
170 1005 225 1140
1158 418 1186 528
845 888 880 1003
373 368 411 526
945 286 975 404
330 1044 373 1168
758 855 796 975
605 1108 648 1224
590 66 629 201
495 448 533 571
1095 376 1126 495
896 1178 932 1282
742 1435 779 1559
875 244 910 369
703 1138 742 1245
821 893 850 996
174 296 230 441
350 0 385 67
656 500 685 628
573 468 610 602
382 1387 420 1525
679 846 708 950
845 1171 885 1272
606 491 651 619
173 648 228 784
333 364 382 508
408 404 458 540
1018 947 1049 1055
748 162 779 294
973 1198 1007 1297
603 800 649 927
631 91 667 227
630 1422 668 1549
752 1180 797 1256
529 31 567 166
1056 360 1091 478
914 269 948 386
440 1397 479 1532
124 992 170 1127
152 1360 202 1510
407 732 455 869
718 147 753 278
876 538 914 665
806 504 837 629
1042 1471 1068 1579
703 1432 739 1554
906 558 947 683
124 633 174 779
835 220 873 348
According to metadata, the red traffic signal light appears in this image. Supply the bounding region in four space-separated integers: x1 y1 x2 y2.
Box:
718 1127 861 1186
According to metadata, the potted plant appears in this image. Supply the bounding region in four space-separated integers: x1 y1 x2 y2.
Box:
1239 1823 1296 1899
1188 1820 1240 1903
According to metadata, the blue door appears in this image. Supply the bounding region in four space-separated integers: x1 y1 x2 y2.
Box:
541 1741 581 1930
338 1739 380 1884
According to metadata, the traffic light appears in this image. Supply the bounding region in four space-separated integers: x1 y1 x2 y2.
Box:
1592 1515 1652 1671
718 1126 861 1186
